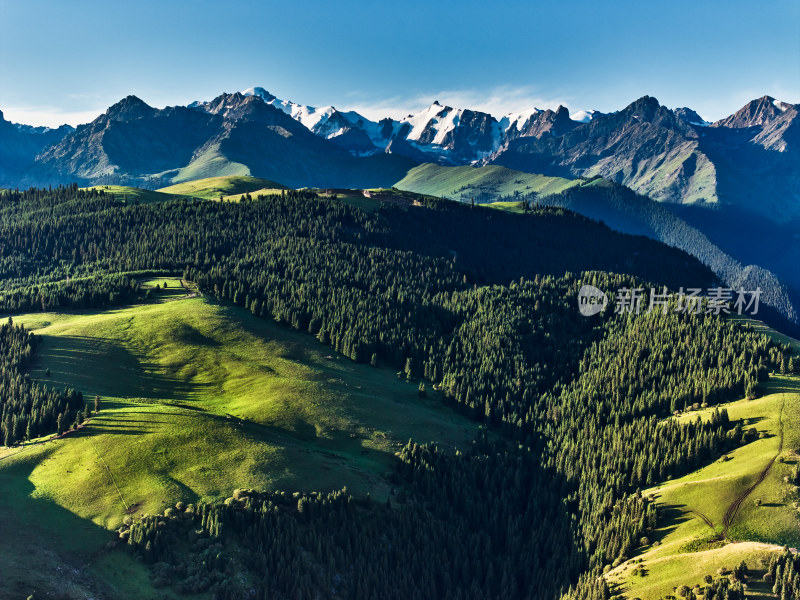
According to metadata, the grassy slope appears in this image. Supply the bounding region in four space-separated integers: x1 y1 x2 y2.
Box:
169 145 251 184
394 163 579 202
88 177 438 209
488 178 618 213
219 188 286 201
158 175 288 199
584 142 719 206
0 282 478 598
82 185 179 203
606 321 800 599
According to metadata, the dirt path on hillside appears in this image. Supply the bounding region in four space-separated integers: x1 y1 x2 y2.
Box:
721 393 786 539
177 279 201 300
683 393 787 539
690 509 718 536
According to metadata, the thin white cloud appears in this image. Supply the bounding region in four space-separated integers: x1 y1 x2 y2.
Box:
344 86 576 120
1 106 102 128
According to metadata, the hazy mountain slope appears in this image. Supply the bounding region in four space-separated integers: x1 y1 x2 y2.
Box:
670 204 800 284
700 97 800 222
489 95 800 223
543 180 798 326
0 110 73 185
32 96 221 186
394 164 798 326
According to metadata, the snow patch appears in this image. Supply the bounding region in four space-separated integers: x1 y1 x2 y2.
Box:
571 110 597 124
243 87 275 102
773 99 790 112
243 86 389 145
244 87 343 136
499 108 541 133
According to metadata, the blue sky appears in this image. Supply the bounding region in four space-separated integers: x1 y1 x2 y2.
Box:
1 0 798 127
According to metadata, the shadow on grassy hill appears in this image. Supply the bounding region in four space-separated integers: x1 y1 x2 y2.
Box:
651 503 697 542
0 449 120 598
34 333 207 400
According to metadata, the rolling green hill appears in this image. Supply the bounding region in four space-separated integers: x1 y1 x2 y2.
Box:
158 175 288 199
82 185 180 203
0 284 479 598
7 286 479 516
605 322 800 599
394 163 579 202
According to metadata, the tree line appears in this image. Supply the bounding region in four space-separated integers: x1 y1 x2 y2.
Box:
0 317 84 446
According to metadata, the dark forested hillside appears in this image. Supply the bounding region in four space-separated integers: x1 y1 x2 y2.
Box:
0 186 794 599
394 163 799 328
534 181 799 329
0 318 84 446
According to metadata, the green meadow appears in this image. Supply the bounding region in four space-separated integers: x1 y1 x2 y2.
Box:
0 284 479 598
606 370 800 599
83 185 180 203
158 175 288 199
394 163 579 202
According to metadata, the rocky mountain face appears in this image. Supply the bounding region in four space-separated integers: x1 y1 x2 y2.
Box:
12 93 415 189
487 95 800 223
673 107 709 126
32 95 220 183
230 90 799 224
0 110 73 185
238 89 590 166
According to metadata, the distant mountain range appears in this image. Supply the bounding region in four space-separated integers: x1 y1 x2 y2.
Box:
2 89 797 222
489 95 800 223
236 87 596 165
5 93 416 190
1 88 798 324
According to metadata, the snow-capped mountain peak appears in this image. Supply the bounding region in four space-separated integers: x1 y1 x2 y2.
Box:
242 86 277 102
241 86 381 143
243 87 334 132
234 87 597 164
401 102 463 145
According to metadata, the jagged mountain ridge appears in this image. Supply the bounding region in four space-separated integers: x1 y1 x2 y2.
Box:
217 89 800 224
487 95 800 222
239 87 592 164
1 90 797 225
12 92 416 189
0 109 73 184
